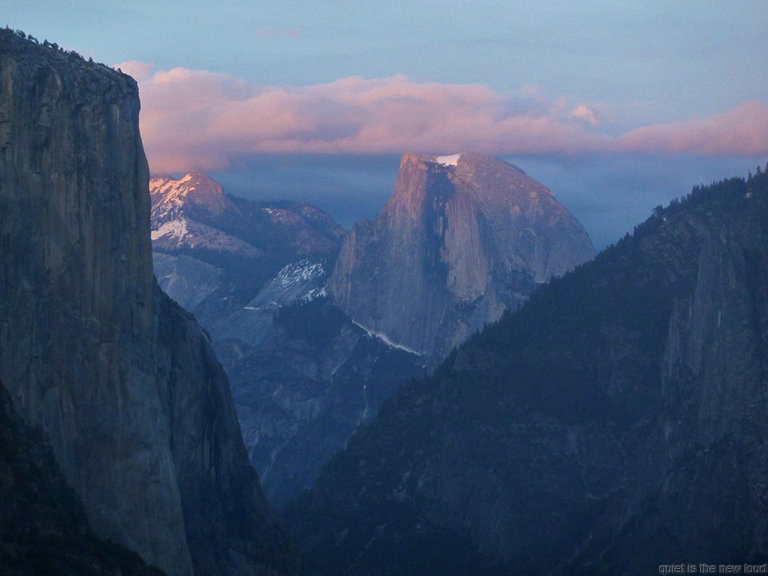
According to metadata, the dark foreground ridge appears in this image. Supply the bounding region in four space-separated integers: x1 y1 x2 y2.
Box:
0 29 301 576
289 169 768 575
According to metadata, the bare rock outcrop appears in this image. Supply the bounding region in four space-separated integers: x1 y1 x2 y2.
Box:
329 152 594 360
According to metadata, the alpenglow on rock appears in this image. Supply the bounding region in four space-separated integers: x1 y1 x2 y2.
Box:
0 30 300 576
329 152 595 360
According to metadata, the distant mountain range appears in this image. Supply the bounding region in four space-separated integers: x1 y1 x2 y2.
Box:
287 170 768 575
150 171 423 508
149 155 594 507
151 170 344 315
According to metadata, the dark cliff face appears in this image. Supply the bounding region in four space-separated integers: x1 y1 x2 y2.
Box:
0 30 300 576
329 152 595 361
0 383 166 576
289 172 768 575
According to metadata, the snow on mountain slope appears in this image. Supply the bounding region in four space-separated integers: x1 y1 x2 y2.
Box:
151 215 262 255
244 259 328 312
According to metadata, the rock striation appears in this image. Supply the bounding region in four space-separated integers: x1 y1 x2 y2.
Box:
329 152 595 360
0 30 300 576
289 172 768 575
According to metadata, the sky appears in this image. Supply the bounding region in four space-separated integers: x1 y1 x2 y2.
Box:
4 1 768 248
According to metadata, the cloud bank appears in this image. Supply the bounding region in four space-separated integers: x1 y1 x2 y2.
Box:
120 62 768 174
620 101 768 156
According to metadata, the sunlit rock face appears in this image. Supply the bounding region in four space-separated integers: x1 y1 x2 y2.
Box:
329 152 595 361
0 30 300 576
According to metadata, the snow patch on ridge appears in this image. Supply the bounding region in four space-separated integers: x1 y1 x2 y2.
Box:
275 259 326 288
435 153 462 166
244 259 328 311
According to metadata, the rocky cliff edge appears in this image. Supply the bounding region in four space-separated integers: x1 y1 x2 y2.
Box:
0 29 300 576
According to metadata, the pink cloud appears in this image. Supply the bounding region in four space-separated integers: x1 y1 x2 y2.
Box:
118 62 768 174
119 60 154 81
569 104 599 126
119 63 613 173
620 101 768 156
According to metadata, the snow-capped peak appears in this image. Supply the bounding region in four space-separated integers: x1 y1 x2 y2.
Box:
149 171 229 222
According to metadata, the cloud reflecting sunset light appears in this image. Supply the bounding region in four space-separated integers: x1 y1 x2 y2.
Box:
120 62 768 174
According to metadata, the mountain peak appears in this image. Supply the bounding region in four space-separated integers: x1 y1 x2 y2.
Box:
385 152 560 229
330 151 594 360
150 171 229 216
181 170 221 188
